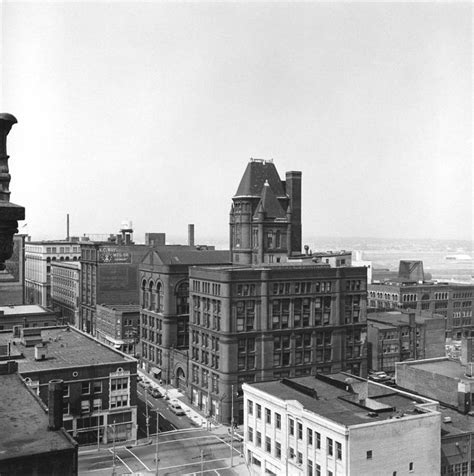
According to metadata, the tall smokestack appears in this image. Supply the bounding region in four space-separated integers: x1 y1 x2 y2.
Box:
188 224 195 247
48 379 64 431
66 214 70 241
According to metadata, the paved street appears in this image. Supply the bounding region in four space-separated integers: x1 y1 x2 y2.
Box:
79 427 246 475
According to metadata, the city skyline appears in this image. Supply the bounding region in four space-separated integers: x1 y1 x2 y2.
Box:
1 2 471 242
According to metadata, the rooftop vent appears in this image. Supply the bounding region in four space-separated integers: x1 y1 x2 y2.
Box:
34 343 47 361
443 417 452 423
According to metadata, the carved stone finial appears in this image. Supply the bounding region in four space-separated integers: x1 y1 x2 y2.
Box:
0 113 25 271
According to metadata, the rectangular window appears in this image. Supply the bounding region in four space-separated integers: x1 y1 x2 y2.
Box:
327 438 333 456
367 450 373 460
316 431 321 449
316 464 321 476
247 427 253 442
93 381 102 394
275 441 281 459
307 428 313 445
265 408 271 424
409 462 413 472
63 384 70 398
275 412 281 429
256 431 261 447
81 382 90 395
256 403 261 419
297 451 303 465
81 400 90 414
297 422 303 440
248 399 253 416
336 441 342 460
289 418 294 436
265 436 271 453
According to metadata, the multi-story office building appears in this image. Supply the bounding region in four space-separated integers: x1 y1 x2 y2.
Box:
25 241 81 307
368 281 474 339
0 234 26 305
184 160 369 424
367 310 446 372
0 304 58 330
51 260 81 327
243 373 440 476
189 264 367 424
0 325 137 444
139 247 230 387
80 242 149 335
96 303 140 355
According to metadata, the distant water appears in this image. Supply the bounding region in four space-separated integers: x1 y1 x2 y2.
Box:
309 237 473 284
171 235 474 284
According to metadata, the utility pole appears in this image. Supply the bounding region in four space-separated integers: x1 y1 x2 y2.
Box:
145 388 150 440
230 384 234 468
111 421 116 476
155 411 159 476
200 449 204 475
96 401 101 452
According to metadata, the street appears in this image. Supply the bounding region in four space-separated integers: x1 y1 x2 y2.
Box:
137 387 196 438
78 427 245 475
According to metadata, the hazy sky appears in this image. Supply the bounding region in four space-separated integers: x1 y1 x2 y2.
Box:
1 1 472 245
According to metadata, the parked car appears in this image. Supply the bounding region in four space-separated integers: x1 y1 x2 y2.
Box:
150 388 163 399
169 401 185 416
368 371 391 382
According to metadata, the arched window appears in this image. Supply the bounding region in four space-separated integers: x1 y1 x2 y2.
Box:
141 279 148 309
176 281 189 315
156 282 163 313
148 280 155 310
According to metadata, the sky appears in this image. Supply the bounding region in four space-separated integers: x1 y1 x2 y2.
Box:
1 1 472 245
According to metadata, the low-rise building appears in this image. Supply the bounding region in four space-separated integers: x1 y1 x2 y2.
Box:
0 304 58 330
0 360 78 475
96 303 140 355
0 325 137 445
51 260 81 327
367 310 446 373
243 373 440 475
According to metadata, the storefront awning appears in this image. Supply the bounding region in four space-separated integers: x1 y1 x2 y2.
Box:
151 367 161 376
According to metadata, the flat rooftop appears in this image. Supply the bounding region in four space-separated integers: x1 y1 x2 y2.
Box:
0 373 75 461
439 406 474 436
0 326 135 373
0 305 49 315
406 358 467 380
368 310 443 326
248 374 434 427
98 304 140 312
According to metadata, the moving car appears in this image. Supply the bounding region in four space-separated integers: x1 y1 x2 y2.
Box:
169 401 185 416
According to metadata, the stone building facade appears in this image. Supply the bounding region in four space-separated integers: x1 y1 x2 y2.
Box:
188 264 368 423
138 248 230 388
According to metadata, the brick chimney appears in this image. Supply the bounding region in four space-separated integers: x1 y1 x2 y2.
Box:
48 379 64 431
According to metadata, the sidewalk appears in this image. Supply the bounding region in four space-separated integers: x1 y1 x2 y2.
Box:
138 369 210 429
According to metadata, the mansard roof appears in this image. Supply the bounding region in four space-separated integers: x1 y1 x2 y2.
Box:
253 181 287 219
234 159 287 198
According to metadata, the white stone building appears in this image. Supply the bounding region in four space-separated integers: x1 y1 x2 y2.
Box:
243 373 440 475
